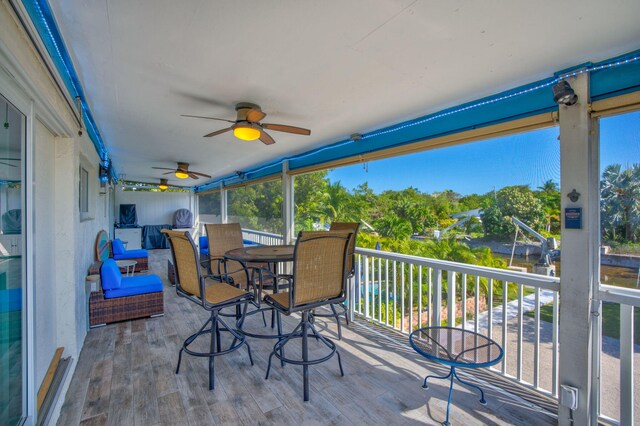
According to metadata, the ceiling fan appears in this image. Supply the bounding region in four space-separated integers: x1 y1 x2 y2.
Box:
181 102 311 145
152 162 211 180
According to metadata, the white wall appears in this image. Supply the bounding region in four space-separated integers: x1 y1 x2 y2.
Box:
0 3 111 423
34 119 56 389
115 187 193 228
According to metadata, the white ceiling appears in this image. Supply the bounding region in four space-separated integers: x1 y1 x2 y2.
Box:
50 0 640 187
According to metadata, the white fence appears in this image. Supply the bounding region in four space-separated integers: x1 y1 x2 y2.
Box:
597 285 639 425
241 228 284 245
352 247 561 397
241 228 640 423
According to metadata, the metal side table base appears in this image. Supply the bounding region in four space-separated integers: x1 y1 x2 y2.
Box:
422 365 487 425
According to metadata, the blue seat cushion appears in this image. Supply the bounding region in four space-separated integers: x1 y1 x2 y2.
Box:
199 236 209 255
104 274 163 299
101 259 122 290
113 249 148 260
112 238 126 255
0 288 21 313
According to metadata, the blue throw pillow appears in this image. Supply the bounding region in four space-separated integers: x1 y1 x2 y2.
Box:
112 238 126 255
100 259 122 290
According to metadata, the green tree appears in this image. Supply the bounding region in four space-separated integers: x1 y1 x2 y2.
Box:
601 164 640 241
535 180 561 233
481 185 546 239
374 214 413 240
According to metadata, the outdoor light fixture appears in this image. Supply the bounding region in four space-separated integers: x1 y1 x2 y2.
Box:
233 123 261 141
175 170 189 179
158 179 169 190
552 80 578 106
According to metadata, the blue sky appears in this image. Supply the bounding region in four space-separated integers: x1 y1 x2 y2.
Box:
327 111 640 195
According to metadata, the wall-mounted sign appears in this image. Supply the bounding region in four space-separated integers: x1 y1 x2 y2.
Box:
565 207 582 229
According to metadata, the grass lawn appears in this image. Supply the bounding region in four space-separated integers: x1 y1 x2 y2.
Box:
526 302 640 345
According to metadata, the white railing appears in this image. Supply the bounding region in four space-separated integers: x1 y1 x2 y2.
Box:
241 228 284 245
597 284 639 426
352 247 561 398
239 228 563 399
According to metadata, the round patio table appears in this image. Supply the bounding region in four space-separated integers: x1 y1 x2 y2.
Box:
225 245 294 339
409 326 503 426
225 244 294 264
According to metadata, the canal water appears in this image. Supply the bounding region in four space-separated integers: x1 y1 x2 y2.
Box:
494 253 639 289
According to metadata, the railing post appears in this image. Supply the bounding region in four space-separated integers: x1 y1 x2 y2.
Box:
364 255 370 318
220 182 227 224
619 304 634 425
558 71 598 426
432 268 442 327
281 160 294 245
447 272 456 327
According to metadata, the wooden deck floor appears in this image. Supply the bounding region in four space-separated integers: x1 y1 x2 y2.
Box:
57 250 557 426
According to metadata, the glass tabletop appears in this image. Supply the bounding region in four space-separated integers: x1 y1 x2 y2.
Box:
409 326 503 369
224 244 294 263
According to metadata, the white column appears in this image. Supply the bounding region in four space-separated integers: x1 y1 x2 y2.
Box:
282 160 294 244
558 72 598 425
220 182 227 224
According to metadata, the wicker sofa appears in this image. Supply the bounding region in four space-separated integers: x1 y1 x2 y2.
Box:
89 258 164 327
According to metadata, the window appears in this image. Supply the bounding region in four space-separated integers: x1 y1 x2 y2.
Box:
227 179 282 234
198 190 222 225
79 166 89 214
78 157 94 221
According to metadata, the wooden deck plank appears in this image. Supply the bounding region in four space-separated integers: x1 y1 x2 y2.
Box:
157 392 188 426
80 359 113 420
57 249 556 426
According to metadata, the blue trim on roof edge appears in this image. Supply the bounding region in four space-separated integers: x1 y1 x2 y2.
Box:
194 48 640 193
20 0 117 181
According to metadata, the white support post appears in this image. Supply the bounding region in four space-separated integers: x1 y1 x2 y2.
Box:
558 72 598 426
220 182 227 224
282 161 294 244
619 305 634 425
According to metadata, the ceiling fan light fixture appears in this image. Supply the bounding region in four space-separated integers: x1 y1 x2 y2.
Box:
158 178 169 190
175 171 189 179
233 124 261 141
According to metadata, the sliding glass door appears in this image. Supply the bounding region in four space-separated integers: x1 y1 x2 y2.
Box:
0 94 26 425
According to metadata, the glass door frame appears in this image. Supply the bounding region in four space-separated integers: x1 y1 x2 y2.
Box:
0 71 36 426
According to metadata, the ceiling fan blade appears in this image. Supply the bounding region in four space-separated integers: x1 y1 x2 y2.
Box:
181 114 235 124
152 167 177 171
162 171 176 176
0 161 16 167
259 131 276 145
204 127 233 138
262 123 311 135
187 173 200 180
190 171 212 178
246 108 266 122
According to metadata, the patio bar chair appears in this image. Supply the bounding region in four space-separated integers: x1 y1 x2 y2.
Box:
162 229 254 390
311 221 360 339
263 230 353 401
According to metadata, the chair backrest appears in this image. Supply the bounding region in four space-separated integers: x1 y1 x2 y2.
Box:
329 222 360 277
292 230 352 307
205 223 244 257
162 229 203 299
94 229 110 261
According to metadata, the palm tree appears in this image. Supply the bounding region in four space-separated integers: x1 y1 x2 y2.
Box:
537 179 559 192
601 164 640 241
375 214 413 240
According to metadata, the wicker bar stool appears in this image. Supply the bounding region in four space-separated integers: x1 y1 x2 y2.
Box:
203 223 252 288
311 222 360 339
263 230 353 401
205 223 283 332
162 229 254 390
